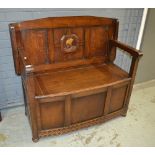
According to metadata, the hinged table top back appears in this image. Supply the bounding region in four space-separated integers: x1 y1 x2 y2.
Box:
9 16 119 75
9 16 143 142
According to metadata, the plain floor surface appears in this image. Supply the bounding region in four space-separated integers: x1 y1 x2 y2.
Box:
0 80 155 147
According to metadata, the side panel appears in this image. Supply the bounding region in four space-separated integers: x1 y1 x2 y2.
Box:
104 81 130 114
110 84 128 113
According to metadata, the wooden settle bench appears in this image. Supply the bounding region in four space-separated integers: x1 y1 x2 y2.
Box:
9 16 143 142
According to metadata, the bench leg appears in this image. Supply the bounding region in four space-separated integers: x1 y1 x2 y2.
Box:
121 112 127 117
32 137 39 143
31 125 39 143
0 112 2 121
121 107 128 117
22 83 28 116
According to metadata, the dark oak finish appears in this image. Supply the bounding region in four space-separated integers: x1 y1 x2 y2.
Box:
9 16 143 142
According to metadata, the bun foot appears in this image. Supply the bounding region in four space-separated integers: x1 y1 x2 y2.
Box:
32 137 39 143
121 112 127 117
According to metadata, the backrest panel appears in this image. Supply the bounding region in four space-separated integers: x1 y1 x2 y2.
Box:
21 30 48 65
89 26 109 57
9 16 118 74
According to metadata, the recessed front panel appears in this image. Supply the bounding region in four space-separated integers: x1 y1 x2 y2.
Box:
71 92 106 124
110 84 128 113
40 101 65 130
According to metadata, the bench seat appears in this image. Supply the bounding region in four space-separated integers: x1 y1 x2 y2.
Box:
35 63 129 98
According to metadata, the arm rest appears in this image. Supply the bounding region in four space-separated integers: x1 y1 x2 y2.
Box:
110 39 143 58
110 39 143 78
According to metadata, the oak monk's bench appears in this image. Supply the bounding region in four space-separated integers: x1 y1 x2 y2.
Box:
9 16 143 142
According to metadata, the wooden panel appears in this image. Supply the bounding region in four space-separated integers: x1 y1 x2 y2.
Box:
53 27 84 62
71 92 106 124
90 26 109 57
10 16 119 76
39 108 125 138
21 30 48 65
40 101 65 130
109 84 128 113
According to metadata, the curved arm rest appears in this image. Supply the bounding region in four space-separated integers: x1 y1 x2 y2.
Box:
110 39 143 78
110 39 143 58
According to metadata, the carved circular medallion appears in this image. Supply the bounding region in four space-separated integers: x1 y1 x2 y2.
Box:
61 34 79 53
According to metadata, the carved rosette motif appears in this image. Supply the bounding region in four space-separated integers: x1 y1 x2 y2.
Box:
61 34 79 53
